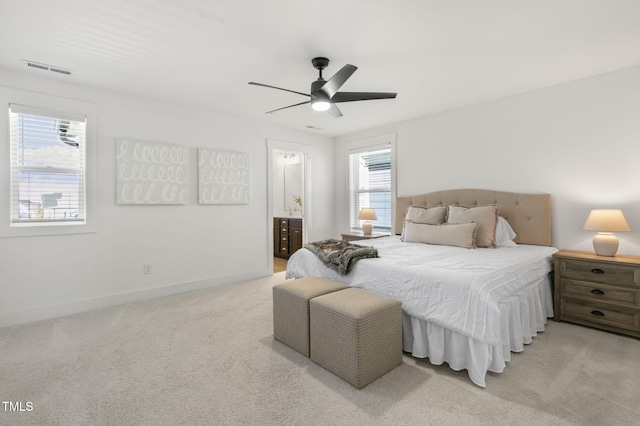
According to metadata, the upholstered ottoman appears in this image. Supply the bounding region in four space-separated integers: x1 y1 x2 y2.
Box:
273 277 346 357
309 287 402 389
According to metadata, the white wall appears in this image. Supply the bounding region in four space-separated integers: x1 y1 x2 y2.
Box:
335 65 640 255
0 68 334 327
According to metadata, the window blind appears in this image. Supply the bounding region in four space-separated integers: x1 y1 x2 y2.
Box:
9 104 87 224
348 145 391 231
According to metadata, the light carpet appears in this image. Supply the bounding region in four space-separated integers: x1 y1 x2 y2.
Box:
2 272 640 425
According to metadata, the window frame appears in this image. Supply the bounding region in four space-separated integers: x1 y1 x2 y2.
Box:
9 104 87 225
0 87 98 237
345 134 396 234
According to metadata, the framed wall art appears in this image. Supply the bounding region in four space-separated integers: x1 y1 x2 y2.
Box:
116 138 188 205
198 148 250 205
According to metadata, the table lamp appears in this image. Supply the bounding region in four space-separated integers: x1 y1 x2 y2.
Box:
358 208 377 236
583 209 631 256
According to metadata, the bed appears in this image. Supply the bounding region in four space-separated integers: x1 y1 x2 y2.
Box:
286 189 557 387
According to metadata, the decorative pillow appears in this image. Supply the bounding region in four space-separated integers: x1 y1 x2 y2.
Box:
446 205 498 248
405 205 446 225
495 216 517 247
402 221 477 249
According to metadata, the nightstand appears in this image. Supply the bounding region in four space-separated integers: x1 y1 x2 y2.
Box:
341 232 389 242
553 249 640 338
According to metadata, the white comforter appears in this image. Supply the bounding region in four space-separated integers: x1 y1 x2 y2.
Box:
286 236 557 346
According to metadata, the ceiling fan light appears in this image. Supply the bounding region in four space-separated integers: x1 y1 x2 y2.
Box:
312 100 331 111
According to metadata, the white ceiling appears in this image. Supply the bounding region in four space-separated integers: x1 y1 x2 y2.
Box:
2 1 640 137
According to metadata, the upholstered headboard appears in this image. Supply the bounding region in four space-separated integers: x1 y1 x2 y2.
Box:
395 189 552 246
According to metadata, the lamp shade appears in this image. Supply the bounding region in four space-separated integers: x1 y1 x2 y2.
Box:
583 209 631 232
358 208 378 221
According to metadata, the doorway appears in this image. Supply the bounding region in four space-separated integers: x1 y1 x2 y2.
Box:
267 140 309 274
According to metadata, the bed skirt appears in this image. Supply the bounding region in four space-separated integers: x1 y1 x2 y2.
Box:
402 274 553 387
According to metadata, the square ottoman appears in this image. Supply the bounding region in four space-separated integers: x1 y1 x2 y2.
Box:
273 277 346 357
310 287 402 389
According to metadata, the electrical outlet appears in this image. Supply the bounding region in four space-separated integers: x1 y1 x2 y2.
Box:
143 264 152 275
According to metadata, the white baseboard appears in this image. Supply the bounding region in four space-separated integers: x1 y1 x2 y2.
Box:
0 268 271 328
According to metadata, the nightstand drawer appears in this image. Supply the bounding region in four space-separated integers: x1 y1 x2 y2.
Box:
559 259 640 288
560 278 640 308
561 299 640 332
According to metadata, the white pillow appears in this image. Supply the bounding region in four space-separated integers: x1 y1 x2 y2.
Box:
495 216 517 247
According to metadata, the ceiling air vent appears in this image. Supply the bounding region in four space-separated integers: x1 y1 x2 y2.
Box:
23 60 72 76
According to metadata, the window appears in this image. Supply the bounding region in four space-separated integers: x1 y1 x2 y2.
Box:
0 87 97 238
9 104 87 225
348 145 392 232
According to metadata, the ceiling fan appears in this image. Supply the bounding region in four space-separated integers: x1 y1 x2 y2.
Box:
249 57 397 118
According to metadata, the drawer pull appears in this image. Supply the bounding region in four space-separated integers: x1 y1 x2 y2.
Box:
282 237 287 241
282 228 287 232
591 268 605 274
590 289 605 295
591 310 605 317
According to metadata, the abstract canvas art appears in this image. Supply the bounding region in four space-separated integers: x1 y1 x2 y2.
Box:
198 148 250 204
116 138 188 205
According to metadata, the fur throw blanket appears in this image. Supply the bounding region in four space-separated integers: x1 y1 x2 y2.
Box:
304 239 379 274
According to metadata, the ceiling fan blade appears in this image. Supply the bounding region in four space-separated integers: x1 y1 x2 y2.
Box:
265 100 311 114
318 64 357 98
249 82 311 98
327 104 343 118
331 92 397 103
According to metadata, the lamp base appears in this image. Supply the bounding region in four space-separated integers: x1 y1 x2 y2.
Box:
593 232 619 257
362 221 373 236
